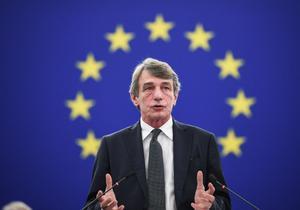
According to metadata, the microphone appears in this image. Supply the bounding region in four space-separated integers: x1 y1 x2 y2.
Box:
82 172 135 210
209 174 260 210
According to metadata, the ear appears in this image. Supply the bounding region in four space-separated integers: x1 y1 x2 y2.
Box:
173 93 178 106
130 94 139 107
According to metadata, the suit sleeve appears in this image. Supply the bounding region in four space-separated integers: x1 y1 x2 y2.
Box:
84 137 110 210
207 134 231 210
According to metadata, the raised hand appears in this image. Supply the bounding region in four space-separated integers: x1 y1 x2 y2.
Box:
191 171 215 210
97 174 125 210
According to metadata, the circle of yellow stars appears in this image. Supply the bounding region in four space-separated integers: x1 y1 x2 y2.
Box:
65 14 256 159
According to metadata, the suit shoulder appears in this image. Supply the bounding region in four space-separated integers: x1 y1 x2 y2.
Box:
102 123 137 140
175 120 215 138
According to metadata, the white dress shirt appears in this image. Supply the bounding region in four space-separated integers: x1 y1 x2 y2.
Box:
140 117 176 210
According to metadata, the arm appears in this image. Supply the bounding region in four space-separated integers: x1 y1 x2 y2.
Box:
191 134 231 210
191 171 216 210
207 134 231 210
85 137 109 210
85 138 124 210
96 174 124 210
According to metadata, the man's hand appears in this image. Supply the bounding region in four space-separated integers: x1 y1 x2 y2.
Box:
97 174 125 210
191 171 215 210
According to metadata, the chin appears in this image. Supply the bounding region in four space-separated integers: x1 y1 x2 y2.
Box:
150 113 169 121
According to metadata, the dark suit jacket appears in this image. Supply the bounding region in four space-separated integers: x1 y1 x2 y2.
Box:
85 120 231 210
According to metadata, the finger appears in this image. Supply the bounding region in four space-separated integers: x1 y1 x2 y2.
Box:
191 202 201 210
107 199 116 207
191 199 212 209
196 170 204 190
101 197 113 207
197 197 210 204
97 190 103 198
191 201 210 209
194 187 206 203
201 193 215 203
118 205 125 210
194 193 214 204
106 173 113 190
105 200 117 210
206 182 215 195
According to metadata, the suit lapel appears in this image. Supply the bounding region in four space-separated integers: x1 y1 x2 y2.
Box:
125 120 194 207
173 120 193 206
125 122 148 200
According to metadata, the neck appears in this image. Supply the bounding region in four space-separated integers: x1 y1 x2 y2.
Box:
142 116 170 128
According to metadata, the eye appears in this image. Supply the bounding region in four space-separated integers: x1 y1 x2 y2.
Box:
162 86 171 90
143 86 154 91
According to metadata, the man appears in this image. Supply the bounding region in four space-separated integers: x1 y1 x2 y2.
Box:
85 58 231 210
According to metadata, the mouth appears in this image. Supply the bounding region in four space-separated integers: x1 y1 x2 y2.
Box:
151 105 165 111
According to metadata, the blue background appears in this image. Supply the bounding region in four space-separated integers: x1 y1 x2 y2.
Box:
1 0 300 209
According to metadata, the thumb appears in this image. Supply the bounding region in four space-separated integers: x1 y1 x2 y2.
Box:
105 173 113 190
97 190 103 198
206 182 215 195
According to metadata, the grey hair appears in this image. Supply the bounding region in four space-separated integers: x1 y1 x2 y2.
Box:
3 201 32 210
129 58 181 97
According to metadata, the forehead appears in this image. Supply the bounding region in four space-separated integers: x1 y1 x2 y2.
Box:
138 69 173 85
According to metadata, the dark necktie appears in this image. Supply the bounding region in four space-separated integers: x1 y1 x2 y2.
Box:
147 128 165 210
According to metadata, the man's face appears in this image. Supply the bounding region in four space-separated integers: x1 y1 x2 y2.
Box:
131 70 177 125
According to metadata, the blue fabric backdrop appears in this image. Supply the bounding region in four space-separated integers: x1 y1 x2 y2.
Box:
1 0 299 209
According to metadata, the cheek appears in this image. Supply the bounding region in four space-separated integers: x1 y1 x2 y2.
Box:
142 93 153 102
144 92 152 98
166 94 176 104
140 96 151 108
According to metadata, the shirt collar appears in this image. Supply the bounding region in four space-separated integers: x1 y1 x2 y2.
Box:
140 116 173 141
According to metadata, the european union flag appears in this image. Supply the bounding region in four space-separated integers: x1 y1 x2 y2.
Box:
1 0 299 209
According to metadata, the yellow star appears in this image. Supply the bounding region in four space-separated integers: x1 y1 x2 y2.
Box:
218 129 245 157
145 14 174 41
215 51 244 79
76 53 105 81
185 24 214 51
227 90 256 118
77 130 101 158
65 92 95 120
105 25 134 52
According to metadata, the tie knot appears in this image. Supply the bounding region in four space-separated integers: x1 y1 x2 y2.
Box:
151 128 161 140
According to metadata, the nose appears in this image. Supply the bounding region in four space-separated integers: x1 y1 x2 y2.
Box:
153 87 163 101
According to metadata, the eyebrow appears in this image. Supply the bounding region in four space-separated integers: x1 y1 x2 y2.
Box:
142 82 154 89
143 82 154 86
142 81 172 87
161 82 172 86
